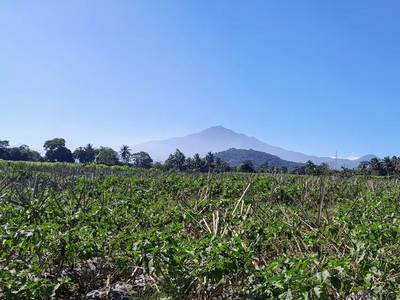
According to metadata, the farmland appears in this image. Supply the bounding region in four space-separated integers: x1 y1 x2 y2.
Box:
0 161 399 299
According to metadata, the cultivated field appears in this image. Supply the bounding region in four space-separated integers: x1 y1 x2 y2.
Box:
0 161 399 299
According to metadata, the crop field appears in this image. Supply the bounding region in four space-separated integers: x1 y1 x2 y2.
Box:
0 161 399 299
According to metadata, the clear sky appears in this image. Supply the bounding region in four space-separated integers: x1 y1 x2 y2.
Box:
1 1 399 159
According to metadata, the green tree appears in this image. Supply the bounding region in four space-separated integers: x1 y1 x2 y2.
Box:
341 166 354 178
43 138 74 163
73 147 86 163
357 161 371 176
316 162 330 175
84 143 97 163
0 140 9 148
205 152 215 172
119 145 132 164
0 142 44 162
214 157 222 172
95 147 119 166
391 156 400 175
280 166 288 174
192 153 204 172
292 165 306 175
215 157 231 173
259 162 269 173
185 157 193 171
132 151 153 169
370 157 383 176
237 160 255 173
304 160 317 175
8 145 43 162
152 161 166 171
165 149 186 171
0 140 10 159
73 143 98 164
382 156 393 176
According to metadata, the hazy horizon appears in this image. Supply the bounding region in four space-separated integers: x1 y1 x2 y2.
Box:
5 125 373 161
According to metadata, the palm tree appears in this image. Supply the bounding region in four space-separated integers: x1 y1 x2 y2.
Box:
369 157 382 175
73 147 85 163
358 161 370 176
193 153 203 172
185 157 193 171
205 152 215 173
85 143 97 163
173 149 186 171
391 156 400 176
85 143 94 153
166 149 186 171
119 145 131 164
383 156 393 176
215 157 222 171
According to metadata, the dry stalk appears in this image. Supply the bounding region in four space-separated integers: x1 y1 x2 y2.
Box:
202 218 212 234
243 204 252 220
232 183 252 218
213 210 219 236
317 181 326 227
105 275 111 297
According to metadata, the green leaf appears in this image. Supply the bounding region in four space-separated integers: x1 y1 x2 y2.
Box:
51 283 60 299
313 286 322 298
330 276 341 290
265 262 279 271
278 289 293 300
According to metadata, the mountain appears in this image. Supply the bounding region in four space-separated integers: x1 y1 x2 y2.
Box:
129 126 377 168
215 148 304 169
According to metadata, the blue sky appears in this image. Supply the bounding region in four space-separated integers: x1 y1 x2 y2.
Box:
1 1 399 159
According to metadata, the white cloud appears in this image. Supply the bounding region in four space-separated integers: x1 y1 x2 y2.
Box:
330 152 359 161
347 152 359 161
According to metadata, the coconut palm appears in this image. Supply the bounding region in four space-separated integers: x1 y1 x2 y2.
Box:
165 149 186 171
215 157 222 168
391 156 400 175
85 143 97 163
369 157 382 175
383 156 393 176
73 147 85 163
205 152 215 172
192 153 203 172
173 149 186 171
358 161 370 176
119 145 132 164
185 157 193 171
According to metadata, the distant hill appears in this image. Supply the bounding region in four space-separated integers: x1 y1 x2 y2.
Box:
215 148 304 169
130 126 378 168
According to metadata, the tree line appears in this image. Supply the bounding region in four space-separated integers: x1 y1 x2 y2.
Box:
342 156 400 177
0 138 153 168
1 138 400 176
0 138 292 173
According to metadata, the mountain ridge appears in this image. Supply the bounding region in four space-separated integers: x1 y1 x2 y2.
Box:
129 126 377 168
215 148 304 169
